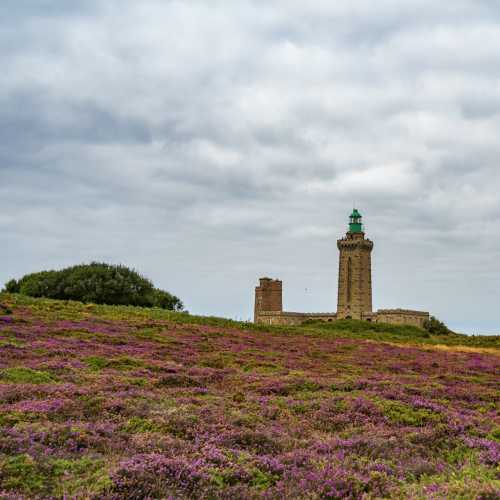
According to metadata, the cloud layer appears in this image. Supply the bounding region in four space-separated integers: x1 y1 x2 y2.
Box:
2 1 500 333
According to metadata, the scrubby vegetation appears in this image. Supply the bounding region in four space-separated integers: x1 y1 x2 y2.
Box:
423 315 453 336
301 318 499 349
3 263 183 311
304 318 431 337
0 293 498 498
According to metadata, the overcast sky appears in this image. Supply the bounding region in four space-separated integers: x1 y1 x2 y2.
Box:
2 1 500 333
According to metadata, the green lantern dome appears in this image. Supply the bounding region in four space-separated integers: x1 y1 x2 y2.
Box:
349 208 363 233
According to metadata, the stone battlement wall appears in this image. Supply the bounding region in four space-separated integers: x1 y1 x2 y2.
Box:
375 309 429 328
255 311 337 326
377 309 429 316
255 307 429 328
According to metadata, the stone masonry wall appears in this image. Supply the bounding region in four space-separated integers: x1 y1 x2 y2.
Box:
255 309 428 328
254 278 282 322
337 232 373 319
375 309 429 328
255 311 337 326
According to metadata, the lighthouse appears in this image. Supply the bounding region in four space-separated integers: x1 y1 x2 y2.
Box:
336 209 373 319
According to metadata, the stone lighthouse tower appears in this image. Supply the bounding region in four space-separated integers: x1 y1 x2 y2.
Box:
337 209 373 319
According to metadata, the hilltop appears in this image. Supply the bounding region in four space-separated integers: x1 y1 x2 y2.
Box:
0 293 498 499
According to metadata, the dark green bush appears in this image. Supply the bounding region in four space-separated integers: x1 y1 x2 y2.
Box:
4 279 20 293
423 316 452 336
3 263 183 311
151 288 184 311
0 303 12 315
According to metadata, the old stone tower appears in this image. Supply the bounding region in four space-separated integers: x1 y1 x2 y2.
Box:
253 208 429 328
254 278 282 320
337 209 373 319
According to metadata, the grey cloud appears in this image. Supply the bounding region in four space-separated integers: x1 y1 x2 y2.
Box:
460 97 500 120
0 92 152 150
0 0 98 17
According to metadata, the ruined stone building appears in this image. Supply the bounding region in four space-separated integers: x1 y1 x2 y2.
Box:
254 209 429 328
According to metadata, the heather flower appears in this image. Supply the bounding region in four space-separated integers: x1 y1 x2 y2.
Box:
463 437 500 465
109 453 210 498
12 398 71 414
0 294 498 498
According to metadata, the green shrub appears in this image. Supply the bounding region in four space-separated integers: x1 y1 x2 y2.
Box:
423 316 452 335
251 468 279 489
150 288 184 311
4 279 20 293
3 262 183 311
0 454 110 497
488 427 500 442
122 417 161 433
0 303 12 314
80 395 106 418
380 400 442 426
0 367 56 384
84 356 146 371
84 356 109 371
0 454 45 493
157 374 201 388
0 412 33 427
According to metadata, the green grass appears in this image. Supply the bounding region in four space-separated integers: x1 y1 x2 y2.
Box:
1 293 499 349
0 338 25 347
300 319 500 348
378 400 443 426
121 417 162 433
84 355 146 371
0 454 110 497
401 457 500 499
0 367 57 384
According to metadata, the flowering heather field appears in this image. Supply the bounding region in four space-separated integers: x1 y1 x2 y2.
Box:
0 294 498 499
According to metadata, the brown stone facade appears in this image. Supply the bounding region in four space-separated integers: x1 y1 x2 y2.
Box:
256 311 337 326
254 215 430 328
254 278 282 320
375 309 429 328
254 290 428 328
337 232 373 319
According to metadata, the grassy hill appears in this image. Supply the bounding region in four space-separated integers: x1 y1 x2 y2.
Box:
0 293 498 499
